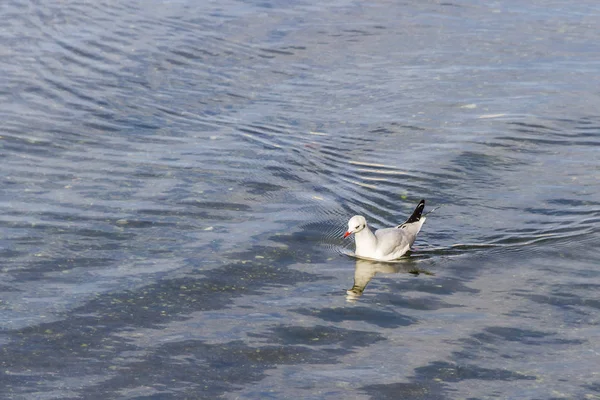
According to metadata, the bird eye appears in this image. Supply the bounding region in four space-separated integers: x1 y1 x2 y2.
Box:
355 225 360 229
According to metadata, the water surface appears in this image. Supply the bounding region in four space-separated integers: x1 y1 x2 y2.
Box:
1 0 599 398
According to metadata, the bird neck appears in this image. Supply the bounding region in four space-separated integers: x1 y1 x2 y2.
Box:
354 226 377 256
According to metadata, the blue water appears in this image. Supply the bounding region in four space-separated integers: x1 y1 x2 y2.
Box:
1 0 599 398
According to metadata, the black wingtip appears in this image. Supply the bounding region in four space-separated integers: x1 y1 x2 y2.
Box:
404 199 425 224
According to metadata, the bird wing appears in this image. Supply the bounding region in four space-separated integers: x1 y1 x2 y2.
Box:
374 227 413 257
374 216 427 258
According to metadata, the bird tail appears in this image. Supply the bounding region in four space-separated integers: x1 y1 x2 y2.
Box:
403 199 425 224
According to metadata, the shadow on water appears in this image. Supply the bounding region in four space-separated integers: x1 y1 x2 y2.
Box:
360 360 537 400
0 246 359 399
292 306 418 329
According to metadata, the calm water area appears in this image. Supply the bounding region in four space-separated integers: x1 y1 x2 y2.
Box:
1 0 599 398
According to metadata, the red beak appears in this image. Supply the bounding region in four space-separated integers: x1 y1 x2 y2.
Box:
343 231 351 238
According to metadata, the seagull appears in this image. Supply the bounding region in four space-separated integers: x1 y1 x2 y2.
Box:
343 199 428 261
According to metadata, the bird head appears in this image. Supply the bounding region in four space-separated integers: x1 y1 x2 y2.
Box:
344 215 367 238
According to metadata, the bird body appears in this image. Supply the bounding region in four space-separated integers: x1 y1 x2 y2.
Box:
344 200 427 261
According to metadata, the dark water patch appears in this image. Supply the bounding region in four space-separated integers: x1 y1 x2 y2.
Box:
386 277 479 296
0 133 69 156
6 257 117 284
81 118 125 134
40 75 112 116
66 226 138 241
242 181 287 195
414 361 536 382
292 307 417 328
63 237 146 254
124 119 162 133
4 220 137 245
164 56 189 67
469 327 586 347
86 38 126 58
451 150 521 171
77 339 349 400
62 222 131 245
2 234 45 248
586 382 600 393
259 47 296 57
265 164 308 184
498 135 600 148
0 260 325 394
509 121 559 133
564 282 600 291
249 324 385 348
153 200 248 211
53 37 107 65
524 205 600 217
1 336 347 400
360 360 535 399
342 29 373 35
0 283 19 292
243 122 290 136
515 117 600 140
171 47 219 60
545 199 600 212
525 291 600 312
483 327 550 341
378 294 463 311
110 219 173 229
361 381 447 400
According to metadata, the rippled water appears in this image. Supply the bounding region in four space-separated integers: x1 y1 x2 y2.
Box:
1 0 599 398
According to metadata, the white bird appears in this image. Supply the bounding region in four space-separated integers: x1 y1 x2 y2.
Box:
343 199 428 261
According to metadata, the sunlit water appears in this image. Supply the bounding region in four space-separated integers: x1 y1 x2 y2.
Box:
1 0 599 399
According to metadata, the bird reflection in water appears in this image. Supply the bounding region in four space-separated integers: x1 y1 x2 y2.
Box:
346 258 434 301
